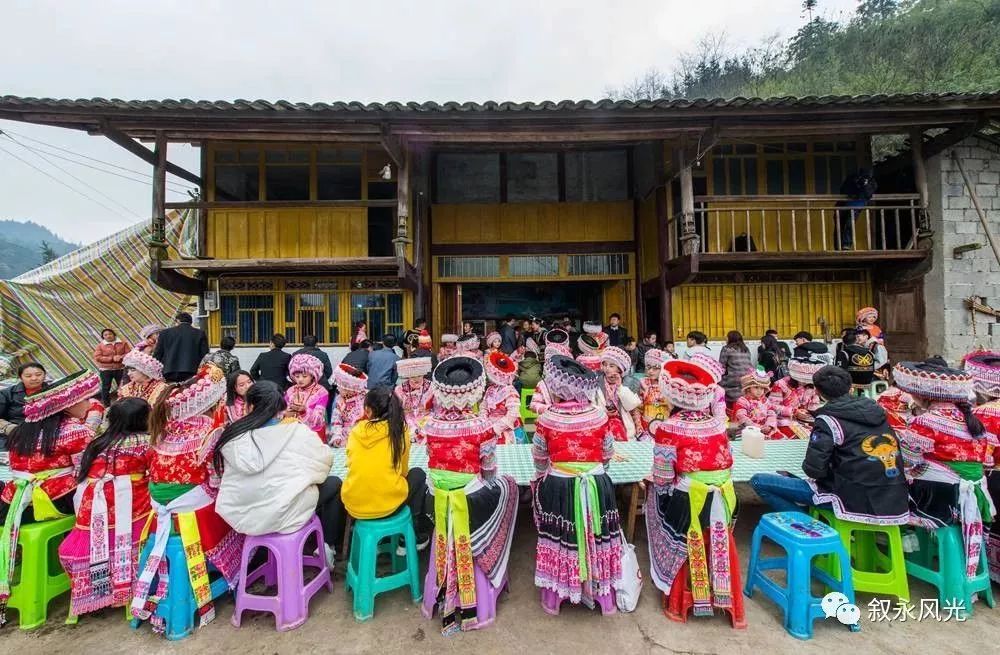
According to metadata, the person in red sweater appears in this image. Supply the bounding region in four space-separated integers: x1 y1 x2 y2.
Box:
93 328 131 405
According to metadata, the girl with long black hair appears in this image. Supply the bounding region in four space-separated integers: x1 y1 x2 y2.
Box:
59 397 153 620
213 381 337 563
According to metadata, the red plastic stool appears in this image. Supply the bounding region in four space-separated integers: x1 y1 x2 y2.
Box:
664 529 746 629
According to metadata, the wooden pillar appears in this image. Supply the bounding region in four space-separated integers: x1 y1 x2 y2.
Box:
675 144 697 255
394 149 411 260
150 131 167 247
655 184 671 340
911 128 929 207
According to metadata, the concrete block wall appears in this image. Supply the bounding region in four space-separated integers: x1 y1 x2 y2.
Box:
925 137 1000 362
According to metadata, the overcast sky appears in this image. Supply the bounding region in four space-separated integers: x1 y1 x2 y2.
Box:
1 0 857 244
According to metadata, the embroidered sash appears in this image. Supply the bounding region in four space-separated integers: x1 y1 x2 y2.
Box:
548 463 606 582
429 470 477 628
675 474 736 616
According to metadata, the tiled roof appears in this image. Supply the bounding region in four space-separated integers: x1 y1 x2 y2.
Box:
3 91 1000 115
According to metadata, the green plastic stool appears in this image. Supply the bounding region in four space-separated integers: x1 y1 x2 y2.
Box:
905 525 995 617
811 507 910 602
344 507 422 622
520 388 538 425
7 515 74 630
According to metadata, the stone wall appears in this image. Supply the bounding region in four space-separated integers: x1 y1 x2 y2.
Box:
924 137 1000 362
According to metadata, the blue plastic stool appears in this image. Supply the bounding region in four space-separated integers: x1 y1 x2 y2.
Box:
745 511 860 640
344 506 422 622
905 525 995 618
129 533 231 640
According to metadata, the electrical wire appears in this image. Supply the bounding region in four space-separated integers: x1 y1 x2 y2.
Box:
0 142 132 219
1 131 195 195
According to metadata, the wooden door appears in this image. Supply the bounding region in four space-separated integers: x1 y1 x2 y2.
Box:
876 278 926 362
436 283 462 339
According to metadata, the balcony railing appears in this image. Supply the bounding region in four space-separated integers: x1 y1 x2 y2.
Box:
666 194 922 258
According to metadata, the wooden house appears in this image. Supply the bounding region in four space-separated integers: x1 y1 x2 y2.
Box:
3 93 999 361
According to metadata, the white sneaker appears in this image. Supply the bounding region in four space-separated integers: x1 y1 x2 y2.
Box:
324 544 336 569
396 537 430 557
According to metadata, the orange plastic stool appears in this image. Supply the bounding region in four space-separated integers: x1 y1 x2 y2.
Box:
664 529 746 629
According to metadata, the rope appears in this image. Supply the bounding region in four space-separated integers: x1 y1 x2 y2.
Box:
965 296 1000 339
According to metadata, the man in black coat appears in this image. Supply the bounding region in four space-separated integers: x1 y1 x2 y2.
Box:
604 313 628 348
293 335 333 391
341 340 370 374
250 333 293 391
153 312 210 382
498 315 518 355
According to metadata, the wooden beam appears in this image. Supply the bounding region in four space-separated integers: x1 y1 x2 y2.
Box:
379 123 405 167
164 199 396 210
150 132 167 247
393 149 411 262
158 256 400 272
655 183 670 341
675 143 698 255
100 120 203 186
911 127 929 210
430 241 636 256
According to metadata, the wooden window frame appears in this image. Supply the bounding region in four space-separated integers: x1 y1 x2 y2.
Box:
706 139 864 196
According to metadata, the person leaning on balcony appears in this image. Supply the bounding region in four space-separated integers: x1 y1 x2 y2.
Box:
836 169 877 250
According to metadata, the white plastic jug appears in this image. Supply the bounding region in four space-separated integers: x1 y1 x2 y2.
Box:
741 426 766 460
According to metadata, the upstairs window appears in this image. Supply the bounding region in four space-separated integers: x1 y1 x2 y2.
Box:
435 153 501 203
564 150 628 201
264 149 310 201
214 148 260 200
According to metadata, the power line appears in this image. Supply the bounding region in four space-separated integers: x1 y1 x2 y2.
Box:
5 137 138 216
0 142 132 219
1 127 199 191
1 131 195 195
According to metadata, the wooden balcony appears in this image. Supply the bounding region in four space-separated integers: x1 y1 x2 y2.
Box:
666 194 926 267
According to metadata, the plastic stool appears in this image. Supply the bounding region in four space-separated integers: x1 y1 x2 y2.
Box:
520 388 538 425
664 527 746 629
905 525 995 617
6 515 74 630
232 515 333 631
541 587 616 615
421 536 509 629
811 507 909 602
130 533 231 640
745 511 859 639
344 506 421 622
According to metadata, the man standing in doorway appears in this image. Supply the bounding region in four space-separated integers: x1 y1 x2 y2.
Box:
604 313 628 348
154 312 210 382
499 315 518 355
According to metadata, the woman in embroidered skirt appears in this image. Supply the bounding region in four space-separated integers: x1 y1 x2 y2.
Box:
645 359 745 626
768 356 828 439
130 364 244 635
329 363 368 447
395 357 433 443
284 353 330 442
224 370 253 424
532 355 623 614
482 351 524 445
59 397 153 621
0 371 101 626
118 348 168 406
965 351 1000 582
422 356 518 633
895 358 997 587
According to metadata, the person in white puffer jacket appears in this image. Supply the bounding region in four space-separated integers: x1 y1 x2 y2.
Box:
213 380 339 565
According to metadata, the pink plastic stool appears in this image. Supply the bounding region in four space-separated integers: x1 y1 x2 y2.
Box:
421 538 509 629
540 587 616 616
231 515 334 631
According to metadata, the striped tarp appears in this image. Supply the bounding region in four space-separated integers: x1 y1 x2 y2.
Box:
0 212 193 377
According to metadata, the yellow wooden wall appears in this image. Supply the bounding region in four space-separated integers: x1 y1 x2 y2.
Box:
206 208 368 259
670 278 872 341
431 202 633 244
602 280 635 336
638 195 658 281
699 201 872 253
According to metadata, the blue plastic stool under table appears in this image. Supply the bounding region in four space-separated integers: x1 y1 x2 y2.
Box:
745 511 860 640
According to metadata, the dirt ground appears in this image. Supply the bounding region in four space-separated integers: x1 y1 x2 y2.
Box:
5 492 998 655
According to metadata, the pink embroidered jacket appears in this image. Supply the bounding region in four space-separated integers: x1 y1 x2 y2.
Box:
329 390 365 447
394 379 433 443
768 377 820 427
481 383 522 445
284 383 329 442
731 395 778 433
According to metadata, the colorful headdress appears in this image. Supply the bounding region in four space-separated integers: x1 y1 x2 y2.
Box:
418 330 432 348
334 362 368 394
23 370 100 423
138 323 164 341
741 367 773 391
659 359 716 411
578 332 607 356
789 354 834 385
397 357 432 379
123 348 163 381
486 351 517 386
894 360 975 403
288 353 324 385
441 334 459 346
857 307 879 324
689 352 725 384
432 355 486 410
601 346 632 375
457 333 480 353
165 364 227 422
964 350 1000 399
485 331 502 348
543 355 599 403
644 348 669 370
422 412 494 449
583 321 603 335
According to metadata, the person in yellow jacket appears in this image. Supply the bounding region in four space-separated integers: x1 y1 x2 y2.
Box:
327 386 431 555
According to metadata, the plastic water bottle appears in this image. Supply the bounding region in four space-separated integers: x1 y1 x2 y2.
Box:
741 426 766 460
